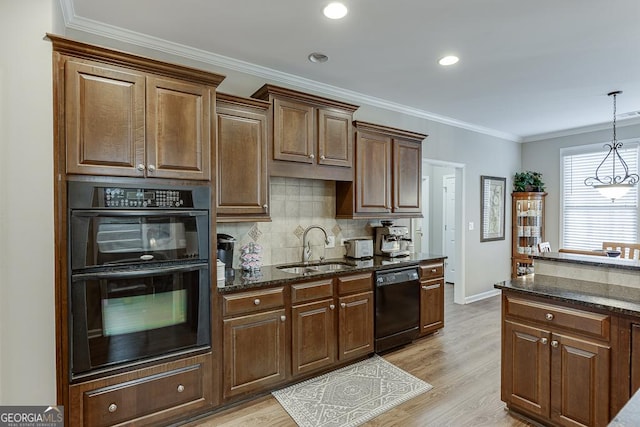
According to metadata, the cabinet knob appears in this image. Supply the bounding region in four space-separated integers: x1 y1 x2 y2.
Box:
329 304 335 310
320 155 326 160
551 340 559 348
309 154 315 159
254 299 261 305
280 315 286 322
431 268 437 273
147 164 156 172
263 204 268 209
540 337 548 345
177 384 185 393
108 403 117 413
545 313 554 321
137 164 145 171
340 302 346 308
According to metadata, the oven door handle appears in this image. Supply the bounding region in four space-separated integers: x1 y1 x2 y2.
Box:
71 210 207 217
72 262 208 281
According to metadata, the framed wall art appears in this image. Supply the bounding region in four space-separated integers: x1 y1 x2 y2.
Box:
480 175 506 242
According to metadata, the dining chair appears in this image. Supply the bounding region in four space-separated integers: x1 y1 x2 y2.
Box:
538 241 551 253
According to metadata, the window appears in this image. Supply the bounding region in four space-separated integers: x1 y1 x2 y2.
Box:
561 141 639 250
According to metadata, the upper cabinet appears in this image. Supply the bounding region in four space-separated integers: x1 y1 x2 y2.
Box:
251 84 359 181
52 35 225 181
215 93 271 221
336 121 427 219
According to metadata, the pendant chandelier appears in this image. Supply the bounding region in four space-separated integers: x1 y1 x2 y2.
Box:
584 91 639 201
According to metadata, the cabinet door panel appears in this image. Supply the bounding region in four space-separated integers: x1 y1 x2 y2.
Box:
338 291 374 360
632 323 640 395
318 108 352 167
146 76 210 180
65 59 145 177
355 133 392 213
223 309 287 399
273 98 314 163
216 107 268 215
503 321 551 418
550 334 610 427
420 279 444 335
292 299 336 376
393 140 422 213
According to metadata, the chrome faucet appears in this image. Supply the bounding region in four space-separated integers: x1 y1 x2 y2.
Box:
302 225 330 263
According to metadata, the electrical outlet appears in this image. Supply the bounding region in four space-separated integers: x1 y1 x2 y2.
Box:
325 236 336 248
340 238 347 246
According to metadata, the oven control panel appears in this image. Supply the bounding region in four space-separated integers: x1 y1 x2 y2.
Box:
101 187 194 208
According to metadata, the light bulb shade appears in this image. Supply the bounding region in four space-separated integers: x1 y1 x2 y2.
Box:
594 183 633 201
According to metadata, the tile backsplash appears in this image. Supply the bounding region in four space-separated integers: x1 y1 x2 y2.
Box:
216 177 373 268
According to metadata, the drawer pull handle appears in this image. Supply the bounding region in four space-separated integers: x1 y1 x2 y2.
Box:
341 303 346 308
177 384 185 393
431 269 437 273
545 313 554 321
108 403 117 413
551 340 559 348
540 337 548 345
329 304 335 310
422 284 440 291
254 299 261 305
280 315 286 322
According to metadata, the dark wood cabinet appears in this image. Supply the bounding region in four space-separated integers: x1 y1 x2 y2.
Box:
251 84 358 181
501 292 612 427
511 192 547 277
338 291 374 360
292 299 337 376
68 353 213 427
631 323 640 396
221 287 287 400
419 261 445 336
63 56 218 180
215 93 270 221
336 121 426 219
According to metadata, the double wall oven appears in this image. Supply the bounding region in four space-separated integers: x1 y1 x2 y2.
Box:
68 180 211 381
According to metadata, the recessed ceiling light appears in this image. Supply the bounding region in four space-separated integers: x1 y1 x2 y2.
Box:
438 55 459 66
323 2 348 19
308 52 329 63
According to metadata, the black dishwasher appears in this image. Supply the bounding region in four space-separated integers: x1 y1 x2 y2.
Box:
374 266 420 353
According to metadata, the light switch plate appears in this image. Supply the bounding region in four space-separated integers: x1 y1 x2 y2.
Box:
468 222 474 231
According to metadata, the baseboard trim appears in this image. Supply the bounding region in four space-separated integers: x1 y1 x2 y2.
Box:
464 289 501 304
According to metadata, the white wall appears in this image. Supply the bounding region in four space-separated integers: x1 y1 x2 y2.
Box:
0 0 61 404
522 123 640 250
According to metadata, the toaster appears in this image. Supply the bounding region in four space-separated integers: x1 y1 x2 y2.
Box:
344 238 374 259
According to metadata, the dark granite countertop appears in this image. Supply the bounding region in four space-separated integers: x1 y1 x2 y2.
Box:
494 274 640 317
533 252 640 272
216 253 446 294
610 389 640 426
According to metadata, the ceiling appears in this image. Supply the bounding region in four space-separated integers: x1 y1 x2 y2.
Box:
63 0 640 141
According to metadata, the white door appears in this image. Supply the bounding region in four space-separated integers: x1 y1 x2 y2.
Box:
443 175 456 283
413 176 429 254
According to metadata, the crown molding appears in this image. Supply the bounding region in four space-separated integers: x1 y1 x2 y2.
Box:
523 116 640 143
59 0 521 143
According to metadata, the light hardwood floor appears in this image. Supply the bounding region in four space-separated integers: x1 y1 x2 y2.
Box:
191 285 532 426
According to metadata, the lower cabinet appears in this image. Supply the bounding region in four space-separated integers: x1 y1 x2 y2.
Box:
292 298 337 376
631 323 640 395
501 292 612 427
419 260 445 336
68 353 213 427
221 287 287 400
338 291 374 360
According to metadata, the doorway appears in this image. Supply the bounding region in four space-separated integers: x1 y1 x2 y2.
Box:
443 174 456 284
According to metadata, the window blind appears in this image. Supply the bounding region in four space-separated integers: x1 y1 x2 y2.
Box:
561 142 639 250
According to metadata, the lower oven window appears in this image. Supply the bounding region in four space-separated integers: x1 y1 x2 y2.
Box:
72 266 209 378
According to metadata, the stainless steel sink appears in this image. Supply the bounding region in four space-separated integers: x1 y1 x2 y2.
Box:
276 261 355 275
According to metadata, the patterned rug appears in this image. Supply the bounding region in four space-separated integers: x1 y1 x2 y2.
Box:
272 355 432 427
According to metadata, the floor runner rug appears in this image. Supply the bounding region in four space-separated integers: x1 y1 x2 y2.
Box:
272 355 433 427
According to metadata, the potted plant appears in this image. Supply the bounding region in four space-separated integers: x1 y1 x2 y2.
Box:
513 171 545 192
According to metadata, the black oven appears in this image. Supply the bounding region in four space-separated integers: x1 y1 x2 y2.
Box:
68 181 211 380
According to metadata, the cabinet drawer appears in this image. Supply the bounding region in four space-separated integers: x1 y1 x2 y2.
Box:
337 273 372 295
223 287 285 317
83 364 203 427
291 278 334 304
420 262 444 280
505 295 610 340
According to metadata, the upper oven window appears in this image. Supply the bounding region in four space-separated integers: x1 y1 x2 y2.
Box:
70 212 208 270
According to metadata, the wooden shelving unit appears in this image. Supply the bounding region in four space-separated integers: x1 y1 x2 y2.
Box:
511 192 547 278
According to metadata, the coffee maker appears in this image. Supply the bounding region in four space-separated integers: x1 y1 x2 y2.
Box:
374 225 411 257
216 234 236 270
